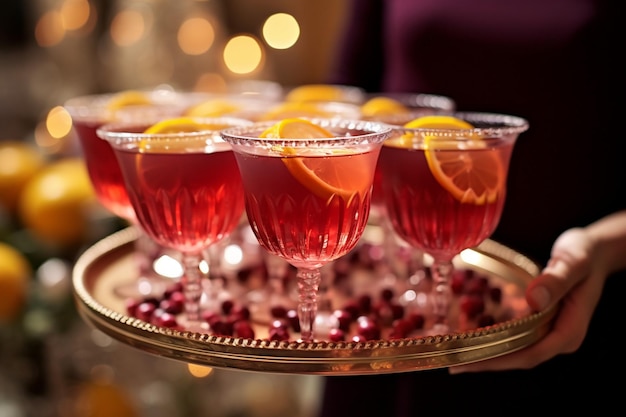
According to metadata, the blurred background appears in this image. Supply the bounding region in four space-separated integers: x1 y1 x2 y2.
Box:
0 1 350 416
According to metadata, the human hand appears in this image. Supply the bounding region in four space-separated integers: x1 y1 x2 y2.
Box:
449 227 607 373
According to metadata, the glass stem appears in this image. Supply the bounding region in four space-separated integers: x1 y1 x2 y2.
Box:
180 252 204 323
296 267 321 342
203 244 225 312
134 231 163 295
430 259 454 331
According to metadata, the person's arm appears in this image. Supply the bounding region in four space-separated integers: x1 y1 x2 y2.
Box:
450 209 626 373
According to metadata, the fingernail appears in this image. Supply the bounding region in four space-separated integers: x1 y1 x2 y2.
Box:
529 286 550 310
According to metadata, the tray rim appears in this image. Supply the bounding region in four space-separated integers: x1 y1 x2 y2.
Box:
72 226 557 375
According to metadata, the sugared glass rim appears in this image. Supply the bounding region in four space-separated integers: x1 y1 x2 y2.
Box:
391 111 529 137
96 116 254 144
220 118 393 150
363 92 456 111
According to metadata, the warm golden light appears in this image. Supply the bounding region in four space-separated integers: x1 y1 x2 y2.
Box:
60 0 91 31
178 17 215 55
34 122 63 154
223 35 263 75
35 11 66 47
110 9 146 47
46 106 73 139
262 13 300 50
187 363 213 378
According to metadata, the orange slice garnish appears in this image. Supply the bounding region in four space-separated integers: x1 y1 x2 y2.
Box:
140 117 226 152
106 90 152 111
396 115 504 205
361 97 409 117
285 84 347 103
260 118 372 201
144 117 229 134
260 102 332 120
184 99 241 117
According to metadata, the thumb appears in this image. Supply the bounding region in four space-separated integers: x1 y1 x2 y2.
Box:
525 228 592 311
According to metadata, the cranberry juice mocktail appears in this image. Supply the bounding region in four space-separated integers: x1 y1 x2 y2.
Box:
379 143 511 260
235 147 379 265
115 141 244 252
222 118 391 341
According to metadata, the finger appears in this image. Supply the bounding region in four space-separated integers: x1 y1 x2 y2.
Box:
526 229 593 311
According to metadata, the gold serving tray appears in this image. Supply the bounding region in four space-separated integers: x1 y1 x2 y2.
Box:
72 227 556 375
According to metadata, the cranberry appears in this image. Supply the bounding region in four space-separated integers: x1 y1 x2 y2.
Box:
460 294 485 319
211 319 233 336
466 276 489 295
328 328 345 342
202 311 221 327
390 318 414 338
270 318 290 332
357 294 372 314
221 299 235 315
160 298 183 315
163 282 183 298
489 287 503 303
451 273 466 295
154 312 178 328
351 334 368 343
233 321 255 339
341 302 360 321
268 326 289 341
407 312 425 330
286 309 300 332
135 302 156 322
230 305 251 321
270 305 288 319
380 287 395 302
332 309 353 332
476 313 496 327
356 316 380 340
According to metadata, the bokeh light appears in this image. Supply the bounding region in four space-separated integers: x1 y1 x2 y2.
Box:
60 0 91 31
46 106 73 139
223 35 263 75
110 9 147 47
178 17 215 55
35 11 66 47
262 13 300 49
187 363 213 378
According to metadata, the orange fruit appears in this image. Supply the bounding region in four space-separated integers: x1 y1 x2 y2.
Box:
184 99 241 117
18 158 98 247
143 117 229 134
260 118 372 201
140 117 233 152
361 96 409 117
0 241 31 322
285 84 348 102
0 141 46 213
260 101 333 120
400 115 504 205
259 117 335 139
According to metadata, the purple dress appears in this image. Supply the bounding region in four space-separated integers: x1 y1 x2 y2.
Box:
320 0 624 415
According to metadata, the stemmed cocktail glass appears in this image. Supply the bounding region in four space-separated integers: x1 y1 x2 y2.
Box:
221 118 391 341
97 117 249 331
378 112 528 333
360 93 457 305
64 90 197 298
